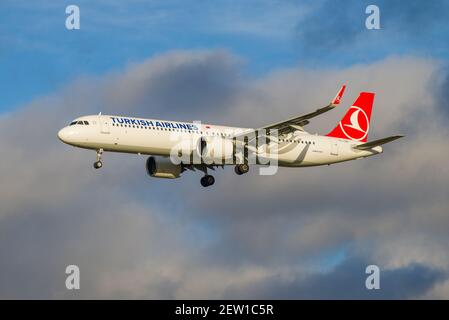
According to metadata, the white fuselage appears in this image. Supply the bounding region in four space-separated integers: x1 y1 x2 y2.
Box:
58 115 382 167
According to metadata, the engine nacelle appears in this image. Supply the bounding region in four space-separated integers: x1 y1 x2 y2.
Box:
146 156 182 179
167 136 235 165
198 137 234 164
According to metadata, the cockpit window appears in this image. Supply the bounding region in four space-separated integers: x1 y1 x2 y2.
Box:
69 120 89 125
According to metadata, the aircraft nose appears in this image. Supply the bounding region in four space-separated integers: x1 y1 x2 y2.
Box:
58 127 73 143
58 127 67 142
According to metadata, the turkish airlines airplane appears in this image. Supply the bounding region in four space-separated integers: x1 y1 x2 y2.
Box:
58 85 403 187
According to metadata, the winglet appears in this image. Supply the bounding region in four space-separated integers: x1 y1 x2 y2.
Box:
331 84 346 105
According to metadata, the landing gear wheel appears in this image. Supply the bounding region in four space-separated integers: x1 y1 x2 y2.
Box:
235 163 249 175
200 175 215 187
94 161 103 169
94 148 104 169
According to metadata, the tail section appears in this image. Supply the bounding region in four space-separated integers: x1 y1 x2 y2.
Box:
326 92 374 142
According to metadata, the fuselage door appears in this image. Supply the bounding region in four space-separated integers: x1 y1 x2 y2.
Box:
99 115 110 134
330 141 338 156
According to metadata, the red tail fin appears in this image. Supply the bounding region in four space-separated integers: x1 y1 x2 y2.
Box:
326 92 374 142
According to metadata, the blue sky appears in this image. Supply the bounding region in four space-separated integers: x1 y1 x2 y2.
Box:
0 0 303 112
2 0 448 113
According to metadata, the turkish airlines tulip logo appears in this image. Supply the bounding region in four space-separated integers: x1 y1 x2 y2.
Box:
339 106 369 141
334 96 341 104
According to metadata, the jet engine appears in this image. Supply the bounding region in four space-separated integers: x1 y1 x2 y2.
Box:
146 156 182 179
197 136 234 164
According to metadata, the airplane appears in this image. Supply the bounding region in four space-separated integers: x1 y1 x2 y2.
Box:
57 85 403 187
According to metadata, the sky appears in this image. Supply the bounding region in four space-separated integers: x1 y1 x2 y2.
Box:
1 0 449 299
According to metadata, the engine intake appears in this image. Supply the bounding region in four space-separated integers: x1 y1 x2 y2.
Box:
146 156 182 179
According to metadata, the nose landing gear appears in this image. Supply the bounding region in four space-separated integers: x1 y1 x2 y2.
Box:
93 149 103 169
94 161 102 169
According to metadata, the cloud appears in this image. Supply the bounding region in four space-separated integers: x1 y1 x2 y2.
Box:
1 50 449 299
224 255 447 299
294 0 449 60
101 50 243 120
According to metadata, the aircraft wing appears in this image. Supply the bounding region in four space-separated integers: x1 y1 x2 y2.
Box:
262 84 346 135
354 135 404 150
234 85 346 139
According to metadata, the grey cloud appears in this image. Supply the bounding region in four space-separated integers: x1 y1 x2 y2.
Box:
181 56 449 294
224 255 447 299
191 57 447 219
0 50 241 298
1 51 449 298
435 65 449 116
101 50 243 121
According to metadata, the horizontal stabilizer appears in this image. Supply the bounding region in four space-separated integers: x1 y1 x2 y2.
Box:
354 135 404 150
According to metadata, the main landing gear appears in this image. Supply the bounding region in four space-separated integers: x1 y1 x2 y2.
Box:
200 175 215 187
198 165 215 187
234 163 249 175
93 149 103 169
199 164 249 187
